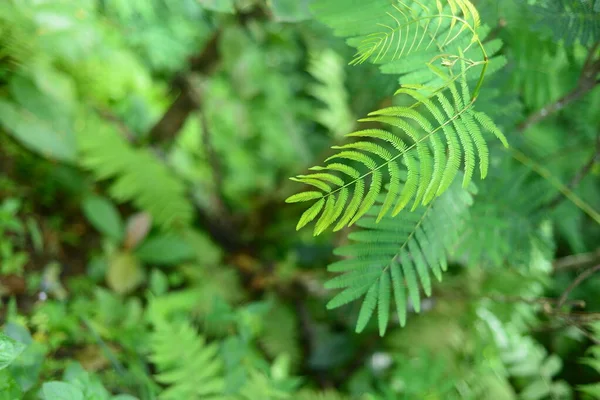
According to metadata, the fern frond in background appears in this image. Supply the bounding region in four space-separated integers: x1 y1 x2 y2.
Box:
149 320 224 399
579 321 600 398
525 0 600 46
456 160 556 267
77 117 193 229
325 182 473 335
307 48 354 138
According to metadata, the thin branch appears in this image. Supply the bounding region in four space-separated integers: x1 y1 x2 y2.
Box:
146 31 221 145
199 104 227 215
558 264 600 308
517 85 596 132
517 41 600 132
510 148 600 224
553 248 600 272
95 108 136 142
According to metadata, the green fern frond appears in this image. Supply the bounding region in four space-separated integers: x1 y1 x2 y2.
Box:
307 48 354 138
286 73 506 235
76 116 193 229
381 24 506 93
324 182 473 335
312 0 491 99
229 369 291 400
149 320 225 400
455 161 556 268
353 0 481 64
259 301 301 371
525 0 600 46
507 25 572 111
313 0 483 65
0 3 36 77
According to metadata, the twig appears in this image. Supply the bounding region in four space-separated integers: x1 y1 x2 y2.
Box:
199 107 228 215
510 148 600 224
558 264 600 308
146 31 221 145
95 108 136 142
553 248 600 272
517 41 600 132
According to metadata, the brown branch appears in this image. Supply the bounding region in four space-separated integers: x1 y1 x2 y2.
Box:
145 32 221 145
553 248 600 272
199 107 228 215
517 41 600 132
558 264 600 308
95 108 137 142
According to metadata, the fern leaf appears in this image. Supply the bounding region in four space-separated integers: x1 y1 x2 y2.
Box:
525 0 600 46
311 0 500 93
77 116 193 229
150 320 224 399
307 48 354 137
325 181 473 334
455 160 555 268
343 0 482 66
288 74 504 235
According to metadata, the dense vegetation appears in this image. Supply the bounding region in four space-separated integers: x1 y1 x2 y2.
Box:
1 0 600 399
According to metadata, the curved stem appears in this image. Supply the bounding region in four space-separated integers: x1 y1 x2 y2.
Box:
510 148 600 225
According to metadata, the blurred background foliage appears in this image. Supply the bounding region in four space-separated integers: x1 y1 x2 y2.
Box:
0 0 599 399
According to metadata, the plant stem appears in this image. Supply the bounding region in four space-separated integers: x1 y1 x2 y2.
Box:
553 249 600 272
558 264 600 309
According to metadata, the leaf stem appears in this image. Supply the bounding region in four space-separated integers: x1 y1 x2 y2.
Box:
509 148 600 225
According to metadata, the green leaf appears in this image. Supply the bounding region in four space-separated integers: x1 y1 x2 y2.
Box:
0 333 25 371
325 182 472 333
82 195 124 242
288 74 502 235
42 382 85 400
0 100 77 162
285 191 324 203
520 380 551 400
0 370 22 400
135 235 195 266
540 354 562 378
296 199 325 231
579 382 600 398
106 251 145 295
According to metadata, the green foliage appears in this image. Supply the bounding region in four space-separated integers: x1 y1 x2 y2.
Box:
82 196 124 243
307 49 354 138
1 0 600 399
525 0 600 46
77 118 193 230
149 320 224 399
0 332 25 371
325 182 473 334
0 198 30 275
